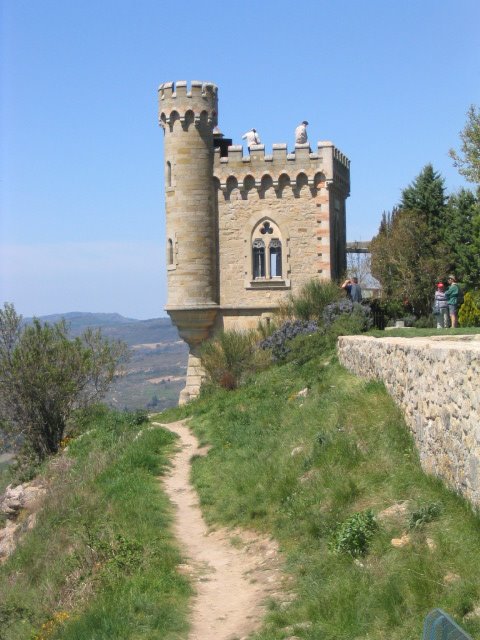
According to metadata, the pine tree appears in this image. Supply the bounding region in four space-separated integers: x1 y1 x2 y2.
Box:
401 164 446 232
442 189 480 288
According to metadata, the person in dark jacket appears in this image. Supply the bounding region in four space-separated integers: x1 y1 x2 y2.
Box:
445 275 459 328
342 277 362 303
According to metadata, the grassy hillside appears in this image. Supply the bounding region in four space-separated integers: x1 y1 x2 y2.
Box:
0 408 190 639
158 338 480 640
2 330 480 639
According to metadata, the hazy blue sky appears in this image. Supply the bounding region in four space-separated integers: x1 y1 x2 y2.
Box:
1 0 479 319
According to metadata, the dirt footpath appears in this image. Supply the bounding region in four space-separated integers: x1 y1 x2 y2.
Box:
155 420 285 640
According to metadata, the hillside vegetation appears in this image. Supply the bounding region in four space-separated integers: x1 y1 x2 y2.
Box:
158 333 480 640
2 297 480 639
0 408 190 639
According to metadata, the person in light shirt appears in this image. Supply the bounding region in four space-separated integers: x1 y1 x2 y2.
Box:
295 120 309 144
242 128 260 152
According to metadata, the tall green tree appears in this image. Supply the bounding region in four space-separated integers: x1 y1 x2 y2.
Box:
0 303 128 460
370 209 448 315
371 166 450 315
400 164 447 231
449 105 480 185
442 188 480 289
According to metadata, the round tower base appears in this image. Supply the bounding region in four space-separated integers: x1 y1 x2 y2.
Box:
178 352 205 405
166 306 218 405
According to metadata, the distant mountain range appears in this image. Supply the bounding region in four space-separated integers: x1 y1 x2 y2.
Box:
19 311 188 418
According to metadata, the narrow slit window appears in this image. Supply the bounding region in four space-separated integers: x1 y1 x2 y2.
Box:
168 238 174 265
166 161 172 187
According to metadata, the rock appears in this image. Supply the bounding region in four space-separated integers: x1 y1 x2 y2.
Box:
300 470 317 483
283 622 312 633
0 484 26 517
443 572 460 584
426 537 437 551
0 480 46 563
377 501 410 522
290 446 304 457
391 533 411 548
0 481 46 519
0 520 18 560
464 604 480 620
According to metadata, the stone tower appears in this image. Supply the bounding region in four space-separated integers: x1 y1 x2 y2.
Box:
159 81 219 403
159 80 350 403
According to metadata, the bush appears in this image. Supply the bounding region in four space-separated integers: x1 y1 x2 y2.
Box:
287 280 342 321
200 330 265 390
459 291 480 327
323 300 373 331
0 304 128 461
329 510 378 557
284 329 329 365
259 320 319 362
325 313 370 346
414 315 436 328
128 409 149 426
409 502 443 529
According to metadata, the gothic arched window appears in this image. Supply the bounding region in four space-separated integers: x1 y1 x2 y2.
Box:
253 239 265 278
269 238 282 277
251 220 284 282
167 238 174 266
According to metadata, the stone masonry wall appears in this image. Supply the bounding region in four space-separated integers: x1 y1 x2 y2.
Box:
337 335 480 508
214 141 349 331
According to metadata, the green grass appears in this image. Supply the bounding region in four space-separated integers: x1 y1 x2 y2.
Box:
3 326 480 640
159 341 480 640
0 407 190 640
367 327 480 338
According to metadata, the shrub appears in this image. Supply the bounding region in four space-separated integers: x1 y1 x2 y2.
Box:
323 300 373 332
382 298 407 322
200 330 264 390
259 320 319 362
287 280 342 321
128 409 149 426
256 318 278 340
414 315 436 328
0 303 128 461
459 291 480 327
329 510 378 557
284 329 329 365
325 314 370 346
408 502 443 529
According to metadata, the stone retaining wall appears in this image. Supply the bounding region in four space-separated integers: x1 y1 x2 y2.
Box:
337 335 480 508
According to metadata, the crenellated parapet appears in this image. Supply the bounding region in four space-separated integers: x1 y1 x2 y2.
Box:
158 80 218 129
158 78 351 404
214 140 350 197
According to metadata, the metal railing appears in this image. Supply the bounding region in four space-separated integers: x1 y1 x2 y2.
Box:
423 609 473 640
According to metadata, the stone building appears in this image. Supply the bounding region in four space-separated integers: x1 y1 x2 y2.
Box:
158 80 350 402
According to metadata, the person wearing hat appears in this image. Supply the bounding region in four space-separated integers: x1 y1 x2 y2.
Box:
445 275 460 328
433 282 449 329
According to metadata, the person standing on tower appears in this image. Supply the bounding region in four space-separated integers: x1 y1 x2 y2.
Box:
295 120 309 144
242 128 260 153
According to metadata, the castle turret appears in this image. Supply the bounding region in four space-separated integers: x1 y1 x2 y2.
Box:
158 80 351 404
159 81 219 391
